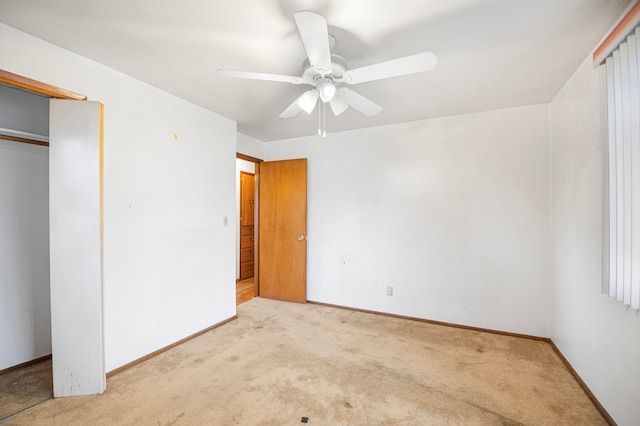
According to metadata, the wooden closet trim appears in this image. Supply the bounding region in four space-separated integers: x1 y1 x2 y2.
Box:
0 69 86 146
0 69 86 100
0 133 49 147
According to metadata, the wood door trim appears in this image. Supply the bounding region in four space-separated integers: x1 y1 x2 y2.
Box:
237 153 261 296
0 69 87 100
254 162 260 296
0 133 49 147
236 152 263 163
0 69 84 149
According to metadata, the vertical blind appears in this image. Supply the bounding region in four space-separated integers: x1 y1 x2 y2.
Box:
599 25 640 309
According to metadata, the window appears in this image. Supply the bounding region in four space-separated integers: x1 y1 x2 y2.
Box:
597 2 640 309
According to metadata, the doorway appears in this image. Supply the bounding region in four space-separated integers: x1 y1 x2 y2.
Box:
239 170 256 281
0 69 105 405
236 154 260 304
0 82 52 421
234 155 308 305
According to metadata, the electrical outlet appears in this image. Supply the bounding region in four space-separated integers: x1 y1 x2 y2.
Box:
387 286 393 296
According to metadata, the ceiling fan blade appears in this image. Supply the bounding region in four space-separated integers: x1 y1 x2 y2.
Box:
279 89 319 118
217 69 304 84
294 11 332 75
329 96 348 116
342 52 437 85
339 88 383 116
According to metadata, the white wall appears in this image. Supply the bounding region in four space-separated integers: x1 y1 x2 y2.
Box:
550 58 640 425
236 159 255 279
0 140 50 370
0 23 237 372
265 104 552 336
4 17 634 422
237 132 265 159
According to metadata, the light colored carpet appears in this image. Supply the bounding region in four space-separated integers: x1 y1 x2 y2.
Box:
5 298 604 425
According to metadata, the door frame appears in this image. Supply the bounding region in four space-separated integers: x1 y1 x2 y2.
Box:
0 69 86 100
236 152 262 295
0 69 85 146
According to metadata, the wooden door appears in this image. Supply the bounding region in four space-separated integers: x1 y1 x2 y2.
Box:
259 158 307 303
239 172 255 280
240 171 255 226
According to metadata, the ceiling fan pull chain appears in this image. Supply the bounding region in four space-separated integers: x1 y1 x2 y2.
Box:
317 101 322 136
323 102 327 138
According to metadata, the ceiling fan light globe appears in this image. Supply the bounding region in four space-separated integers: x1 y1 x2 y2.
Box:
298 89 319 114
318 79 336 102
321 83 336 101
330 96 348 116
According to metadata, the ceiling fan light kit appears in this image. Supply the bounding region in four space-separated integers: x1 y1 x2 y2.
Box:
329 95 348 116
317 78 336 102
299 90 319 114
217 10 437 136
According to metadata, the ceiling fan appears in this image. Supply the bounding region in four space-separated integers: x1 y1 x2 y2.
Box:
217 11 437 128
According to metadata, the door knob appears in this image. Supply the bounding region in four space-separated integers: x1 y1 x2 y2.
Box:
297 235 305 241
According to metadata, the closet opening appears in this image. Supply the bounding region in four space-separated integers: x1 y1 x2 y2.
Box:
0 81 52 421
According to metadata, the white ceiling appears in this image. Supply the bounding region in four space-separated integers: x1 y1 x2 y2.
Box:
0 0 631 141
